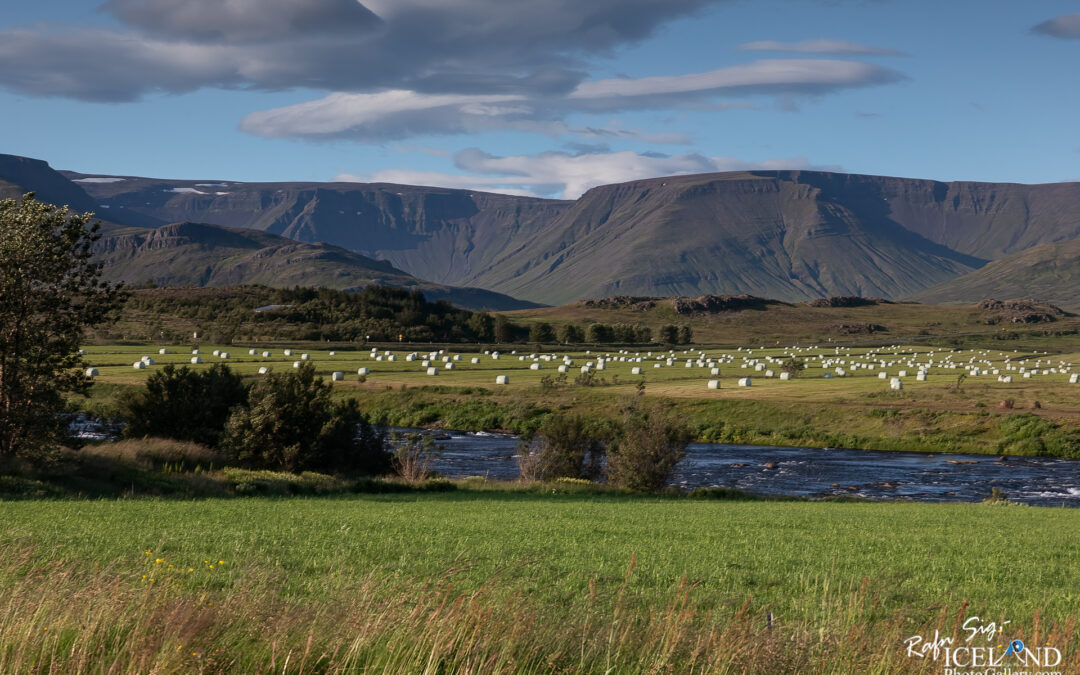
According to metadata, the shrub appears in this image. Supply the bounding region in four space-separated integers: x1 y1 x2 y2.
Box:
118 364 248 447
995 413 1080 458
606 404 692 491
389 432 442 482
516 413 604 481
221 363 389 474
780 357 806 377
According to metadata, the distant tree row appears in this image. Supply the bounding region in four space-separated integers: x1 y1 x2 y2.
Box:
123 285 506 343
524 322 654 344
658 324 693 345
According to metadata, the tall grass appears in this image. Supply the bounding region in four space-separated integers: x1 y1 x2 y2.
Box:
2 494 1080 671
6 544 1075 673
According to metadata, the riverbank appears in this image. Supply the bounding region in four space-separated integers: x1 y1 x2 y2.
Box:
1 493 1078 672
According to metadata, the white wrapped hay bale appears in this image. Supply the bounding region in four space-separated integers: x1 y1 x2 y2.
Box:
192 349 200 355
707 379 721 390
357 367 370 376
329 351 336 357
191 356 202 364
133 361 147 370
445 362 456 370
249 349 258 355
495 375 509 385
558 364 569 373
85 367 99 377
300 353 309 361
212 350 220 357
159 348 169 355
471 357 480 364
738 377 752 387
631 367 642 375
779 371 791 381
890 377 903 391
284 349 293 356
219 352 229 359
262 351 271 358
530 363 541 370
258 366 270 375
427 367 439 376
141 357 154 365
332 371 345 381
293 361 302 368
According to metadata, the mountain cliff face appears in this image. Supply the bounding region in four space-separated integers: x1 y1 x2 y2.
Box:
4 153 1078 306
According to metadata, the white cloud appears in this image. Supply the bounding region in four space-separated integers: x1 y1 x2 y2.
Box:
240 60 903 142
737 40 905 56
567 59 902 102
338 148 837 199
1032 12 1080 39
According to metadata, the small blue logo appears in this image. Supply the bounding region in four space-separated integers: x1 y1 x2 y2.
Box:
1003 639 1024 656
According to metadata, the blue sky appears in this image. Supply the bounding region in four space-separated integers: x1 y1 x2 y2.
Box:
1 0 1078 198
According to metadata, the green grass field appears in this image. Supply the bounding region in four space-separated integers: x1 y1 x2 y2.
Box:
77 341 1080 457
2 492 1078 672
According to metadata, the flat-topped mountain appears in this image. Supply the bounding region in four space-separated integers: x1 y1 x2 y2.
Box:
5 152 1080 306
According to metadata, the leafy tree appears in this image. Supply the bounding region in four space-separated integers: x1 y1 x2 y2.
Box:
606 403 692 491
222 363 388 474
558 323 584 344
516 412 604 481
118 364 248 447
0 195 121 460
585 323 613 343
528 322 556 344
659 324 679 345
678 324 693 345
494 315 515 343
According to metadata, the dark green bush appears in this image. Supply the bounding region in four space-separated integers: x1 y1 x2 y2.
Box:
222 363 389 473
119 364 248 447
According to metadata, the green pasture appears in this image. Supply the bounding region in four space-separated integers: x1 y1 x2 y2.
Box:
81 341 1080 403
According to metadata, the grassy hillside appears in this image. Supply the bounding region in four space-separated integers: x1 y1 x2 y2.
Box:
505 295 1077 345
1 493 1078 672
912 237 1080 310
95 223 539 311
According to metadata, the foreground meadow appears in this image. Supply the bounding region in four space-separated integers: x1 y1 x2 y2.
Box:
2 492 1079 672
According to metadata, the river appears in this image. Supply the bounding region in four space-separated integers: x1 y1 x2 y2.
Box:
426 431 1080 507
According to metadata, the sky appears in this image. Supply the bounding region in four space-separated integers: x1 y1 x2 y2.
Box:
0 0 1078 199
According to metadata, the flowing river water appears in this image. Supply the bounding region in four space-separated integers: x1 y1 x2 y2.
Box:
70 417 1080 506
427 431 1080 507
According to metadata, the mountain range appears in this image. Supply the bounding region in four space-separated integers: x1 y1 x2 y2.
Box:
4 151 1080 308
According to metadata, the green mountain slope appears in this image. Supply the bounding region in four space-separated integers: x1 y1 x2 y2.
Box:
910 237 1080 310
94 222 539 311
